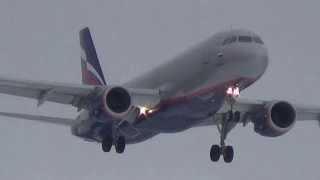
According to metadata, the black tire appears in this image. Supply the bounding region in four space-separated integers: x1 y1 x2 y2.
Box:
102 136 113 152
223 146 234 163
234 111 241 122
115 136 126 154
210 145 221 162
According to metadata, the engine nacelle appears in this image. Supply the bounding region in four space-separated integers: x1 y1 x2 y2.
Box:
253 101 296 137
102 87 132 118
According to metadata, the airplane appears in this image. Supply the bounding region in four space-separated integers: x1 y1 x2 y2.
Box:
0 27 319 163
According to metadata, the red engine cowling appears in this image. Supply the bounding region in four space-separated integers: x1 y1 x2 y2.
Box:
253 101 296 137
102 87 132 118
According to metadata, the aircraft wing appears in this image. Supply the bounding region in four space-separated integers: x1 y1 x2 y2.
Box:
0 77 95 107
198 98 320 127
217 98 320 124
0 111 74 126
0 76 161 109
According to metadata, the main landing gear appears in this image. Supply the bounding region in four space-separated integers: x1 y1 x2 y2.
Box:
210 86 241 163
102 135 126 154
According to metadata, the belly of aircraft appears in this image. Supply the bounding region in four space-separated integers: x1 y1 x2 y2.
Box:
134 89 226 133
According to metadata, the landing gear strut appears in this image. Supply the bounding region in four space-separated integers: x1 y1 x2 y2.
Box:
210 110 238 163
210 86 240 163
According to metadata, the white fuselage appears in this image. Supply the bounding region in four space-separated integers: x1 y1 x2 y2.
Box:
125 29 268 100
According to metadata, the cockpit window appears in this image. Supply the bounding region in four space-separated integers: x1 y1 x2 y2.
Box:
222 37 231 45
222 36 237 45
238 36 252 42
230 36 237 43
253 36 264 44
223 35 263 45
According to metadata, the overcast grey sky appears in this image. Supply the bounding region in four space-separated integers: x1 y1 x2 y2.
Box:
0 0 319 179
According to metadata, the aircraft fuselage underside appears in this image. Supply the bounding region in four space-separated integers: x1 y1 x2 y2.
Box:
73 76 255 144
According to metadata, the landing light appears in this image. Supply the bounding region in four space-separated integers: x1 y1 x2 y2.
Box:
233 87 240 97
226 86 240 98
139 106 154 116
227 87 233 95
139 107 148 116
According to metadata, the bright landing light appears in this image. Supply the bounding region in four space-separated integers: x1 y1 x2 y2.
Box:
227 87 233 95
226 86 240 98
139 106 154 116
139 106 148 116
233 87 240 97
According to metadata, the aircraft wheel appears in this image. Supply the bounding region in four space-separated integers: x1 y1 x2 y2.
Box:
115 136 126 154
210 144 221 162
223 146 234 163
102 136 113 152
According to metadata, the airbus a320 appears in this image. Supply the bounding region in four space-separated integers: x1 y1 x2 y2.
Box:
0 27 318 163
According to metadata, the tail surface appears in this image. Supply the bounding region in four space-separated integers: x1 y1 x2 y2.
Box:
80 27 107 85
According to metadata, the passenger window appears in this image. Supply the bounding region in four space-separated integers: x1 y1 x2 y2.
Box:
253 36 264 44
238 36 252 43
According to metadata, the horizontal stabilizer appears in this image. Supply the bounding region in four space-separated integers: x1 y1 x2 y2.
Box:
0 111 74 126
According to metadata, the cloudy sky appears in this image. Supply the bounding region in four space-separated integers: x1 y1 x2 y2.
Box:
0 0 319 179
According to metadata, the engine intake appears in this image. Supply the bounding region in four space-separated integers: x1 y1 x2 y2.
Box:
103 87 132 118
270 102 296 128
253 101 296 137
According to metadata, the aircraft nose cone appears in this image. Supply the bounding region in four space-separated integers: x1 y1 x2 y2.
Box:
221 43 269 79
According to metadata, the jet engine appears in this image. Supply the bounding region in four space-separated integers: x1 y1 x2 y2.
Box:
253 101 296 137
102 87 132 118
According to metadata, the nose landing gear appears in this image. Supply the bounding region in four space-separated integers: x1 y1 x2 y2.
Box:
210 110 239 163
210 86 241 163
